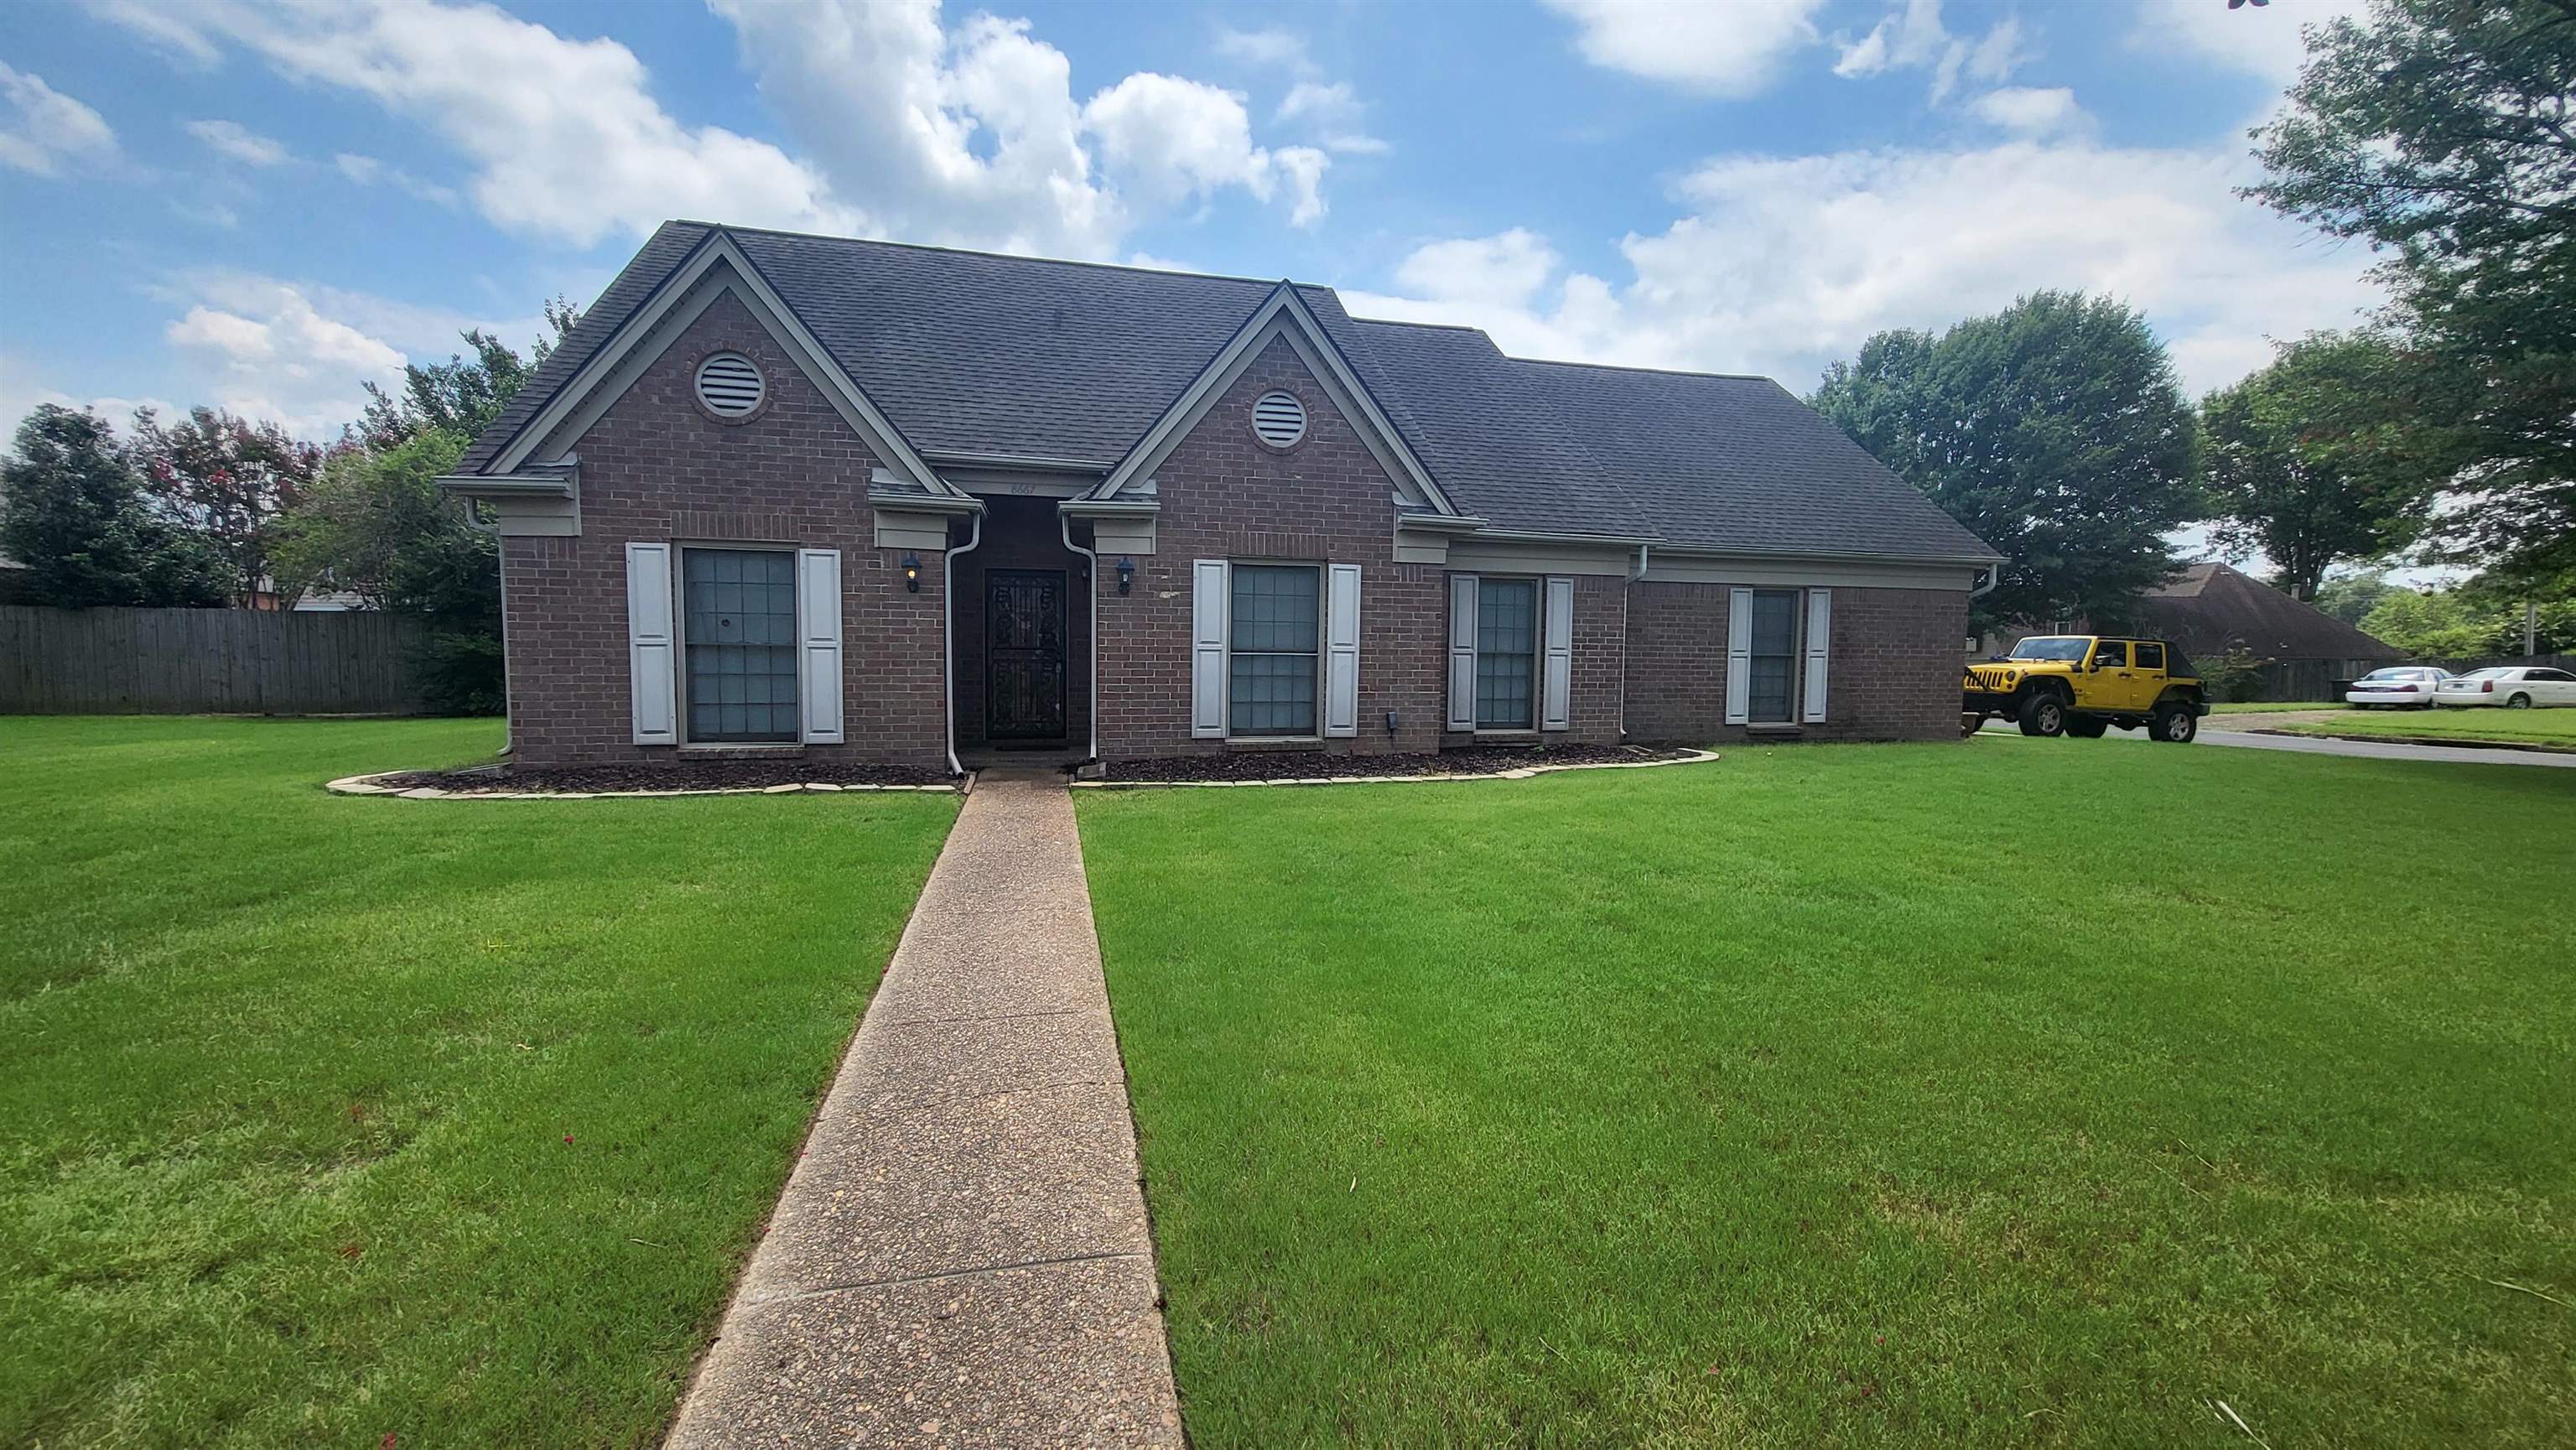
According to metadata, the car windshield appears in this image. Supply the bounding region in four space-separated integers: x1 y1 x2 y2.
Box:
2005 637 2090 662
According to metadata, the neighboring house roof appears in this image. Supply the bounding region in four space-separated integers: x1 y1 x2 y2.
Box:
463 221 1999 562
2134 562 2403 663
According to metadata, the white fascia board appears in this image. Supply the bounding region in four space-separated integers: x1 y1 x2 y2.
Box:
435 470 573 499
1098 283 1457 516
490 232 955 498
865 489 982 516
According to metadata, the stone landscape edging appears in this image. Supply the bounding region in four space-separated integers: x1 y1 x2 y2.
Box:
325 770 969 800
1070 747 1721 789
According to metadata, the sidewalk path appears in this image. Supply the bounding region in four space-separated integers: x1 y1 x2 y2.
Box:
669 771 1183 1448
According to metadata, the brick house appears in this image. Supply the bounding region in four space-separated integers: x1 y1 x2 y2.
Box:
442 222 1999 772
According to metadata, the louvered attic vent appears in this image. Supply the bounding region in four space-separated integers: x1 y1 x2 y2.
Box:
1251 390 1306 448
694 353 765 418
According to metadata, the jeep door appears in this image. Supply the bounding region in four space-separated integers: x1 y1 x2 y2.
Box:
2132 641 2173 709
2085 639 2145 711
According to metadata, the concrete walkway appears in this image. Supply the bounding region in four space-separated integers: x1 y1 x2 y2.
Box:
669 771 1183 1448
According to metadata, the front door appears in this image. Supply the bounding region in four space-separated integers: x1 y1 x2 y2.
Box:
986 569 1067 741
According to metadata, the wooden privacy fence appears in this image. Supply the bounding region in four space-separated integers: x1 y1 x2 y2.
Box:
0 606 434 715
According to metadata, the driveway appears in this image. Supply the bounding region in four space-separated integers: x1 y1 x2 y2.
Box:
1979 718 2576 767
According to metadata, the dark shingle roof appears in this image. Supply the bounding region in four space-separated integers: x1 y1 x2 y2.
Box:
462 221 1997 562
2137 562 2402 663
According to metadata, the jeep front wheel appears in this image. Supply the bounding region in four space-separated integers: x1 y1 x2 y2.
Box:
2152 701 2198 743
2018 692 2066 737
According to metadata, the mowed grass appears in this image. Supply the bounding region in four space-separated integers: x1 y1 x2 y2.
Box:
2273 706 2576 746
1080 741 2576 1447
1 717 955 1447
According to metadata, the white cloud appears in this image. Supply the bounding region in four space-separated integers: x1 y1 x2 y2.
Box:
185 117 291 166
2132 0 2368 86
1276 81 1389 156
0 353 178 439
717 0 1330 253
163 280 407 436
1345 138 2381 399
1833 0 2025 104
0 60 117 176
1546 0 1830 96
94 0 853 247
333 150 458 205
1970 86 2086 137
1212 25 1311 69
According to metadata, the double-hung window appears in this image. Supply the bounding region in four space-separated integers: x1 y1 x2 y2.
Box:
1746 589 1800 724
1228 563 1320 735
681 547 799 742
1475 579 1540 730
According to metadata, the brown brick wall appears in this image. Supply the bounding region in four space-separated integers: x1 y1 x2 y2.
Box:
1623 581 1966 744
1095 335 1451 758
501 291 948 768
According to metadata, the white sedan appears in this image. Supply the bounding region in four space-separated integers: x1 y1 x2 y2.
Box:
2434 666 2576 709
2345 665 2449 708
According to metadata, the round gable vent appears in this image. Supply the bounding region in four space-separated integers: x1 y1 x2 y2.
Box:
694 352 766 418
1251 390 1306 448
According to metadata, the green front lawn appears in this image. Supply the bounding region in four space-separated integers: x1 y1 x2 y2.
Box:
1 717 955 1447
2271 707 2576 746
1082 745 2576 1447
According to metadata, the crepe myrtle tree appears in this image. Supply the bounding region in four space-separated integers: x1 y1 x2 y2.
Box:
127 405 322 608
1812 291 2204 633
1 405 226 608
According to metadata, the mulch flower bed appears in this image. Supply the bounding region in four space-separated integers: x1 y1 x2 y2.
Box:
1096 743 1699 784
367 757 959 794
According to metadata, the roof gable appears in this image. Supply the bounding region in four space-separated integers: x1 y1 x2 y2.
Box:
2135 562 2402 662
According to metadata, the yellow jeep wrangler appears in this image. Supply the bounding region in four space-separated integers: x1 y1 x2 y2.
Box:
1962 635 2209 743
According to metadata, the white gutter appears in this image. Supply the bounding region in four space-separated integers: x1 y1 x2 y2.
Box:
1059 511 1100 767
941 508 984 777
1627 543 1651 584
1969 564 2002 600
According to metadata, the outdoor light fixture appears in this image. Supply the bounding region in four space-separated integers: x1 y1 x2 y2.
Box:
1116 556 1135 595
901 553 922 592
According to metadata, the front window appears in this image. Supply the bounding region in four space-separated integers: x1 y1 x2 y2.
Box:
2092 640 2130 668
2006 637 2090 662
1475 579 1539 729
682 548 799 743
1228 563 1319 735
1748 589 1800 723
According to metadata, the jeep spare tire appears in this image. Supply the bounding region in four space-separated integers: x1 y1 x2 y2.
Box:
2153 701 2198 743
2018 692 2066 737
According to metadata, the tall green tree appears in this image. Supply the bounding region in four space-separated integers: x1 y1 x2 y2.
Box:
2199 332 2447 600
2314 569 2401 625
359 297 578 447
1 406 226 608
2246 0 2576 574
274 429 502 712
127 406 322 607
1812 291 2203 631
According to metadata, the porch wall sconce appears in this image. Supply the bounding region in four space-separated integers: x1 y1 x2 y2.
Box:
900 553 922 592
1116 556 1135 595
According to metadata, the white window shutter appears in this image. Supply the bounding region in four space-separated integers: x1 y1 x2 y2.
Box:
1325 563 1361 738
1724 585 1753 726
1446 574 1479 732
1541 575 1575 731
1192 559 1228 739
1802 587 1831 724
626 543 676 745
797 548 844 743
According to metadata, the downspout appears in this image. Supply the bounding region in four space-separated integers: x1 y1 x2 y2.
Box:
1969 563 2000 600
942 509 984 777
1059 511 1100 767
1620 544 1649 740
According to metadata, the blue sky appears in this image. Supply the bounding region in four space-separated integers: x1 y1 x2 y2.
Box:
2 0 2380 445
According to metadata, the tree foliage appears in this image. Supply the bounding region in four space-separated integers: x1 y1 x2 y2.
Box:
2246 0 2576 575
1811 291 2204 631
2199 331 2448 600
1 406 226 608
2360 576 2576 656
2314 569 2401 624
127 406 322 607
358 297 577 449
